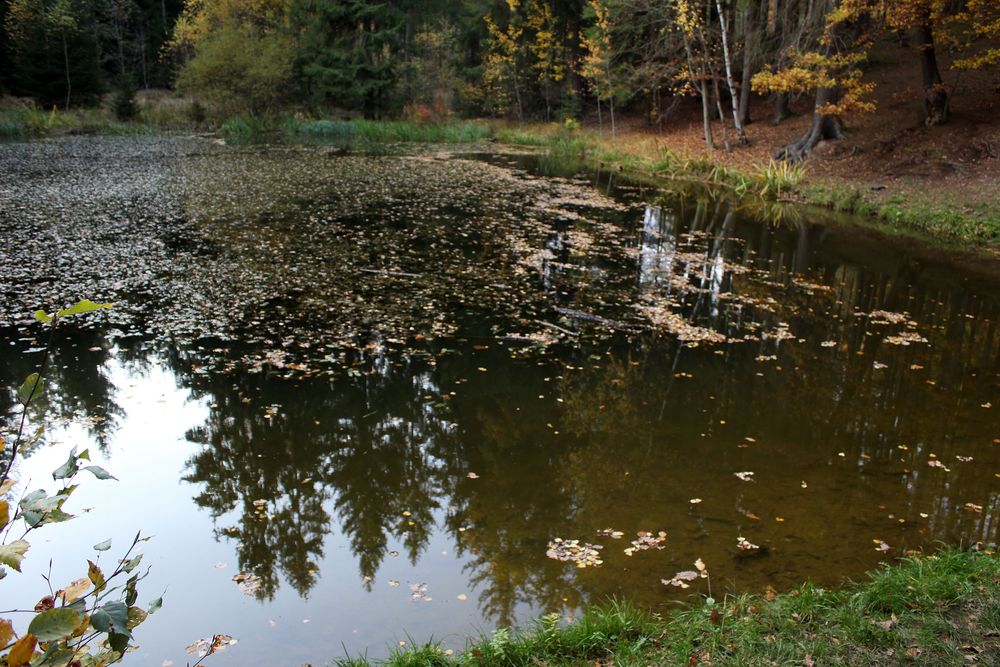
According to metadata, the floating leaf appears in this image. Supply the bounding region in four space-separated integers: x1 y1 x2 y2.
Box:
546 538 604 567
232 572 262 596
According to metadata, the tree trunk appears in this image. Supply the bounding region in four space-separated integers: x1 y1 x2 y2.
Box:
716 0 747 144
682 31 713 151
773 85 842 162
738 2 756 127
712 74 731 151
772 91 791 124
919 23 948 126
62 31 71 110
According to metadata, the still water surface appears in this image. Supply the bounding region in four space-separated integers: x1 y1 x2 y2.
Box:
1 137 998 666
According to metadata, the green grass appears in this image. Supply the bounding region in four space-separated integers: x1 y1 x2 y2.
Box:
286 119 490 146
335 549 1000 666
803 185 1000 245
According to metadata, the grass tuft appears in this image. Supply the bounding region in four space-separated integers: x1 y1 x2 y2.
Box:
340 549 1000 666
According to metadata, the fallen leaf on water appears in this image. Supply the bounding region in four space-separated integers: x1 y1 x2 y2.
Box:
596 528 624 539
737 536 759 551
457 594 467 601
388 580 400 587
624 531 667 556
928 459 951 472
662 571 699 588
956 456 973 463
964 503 984 513
734 471 755 482
409 583 432 602
874 540 892 552
546 539 604 567
186 635 237 658
232 572 261 596
467 472 479 479
689 498 703 504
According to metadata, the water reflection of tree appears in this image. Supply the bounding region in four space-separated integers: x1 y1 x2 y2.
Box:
0 326 123 455
178 348 458 598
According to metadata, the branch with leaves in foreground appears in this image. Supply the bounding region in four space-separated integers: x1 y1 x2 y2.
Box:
0 300 230 667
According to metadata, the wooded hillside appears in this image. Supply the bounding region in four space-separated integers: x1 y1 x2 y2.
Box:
1 0 998 161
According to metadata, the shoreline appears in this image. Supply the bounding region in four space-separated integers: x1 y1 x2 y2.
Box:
3 107 998 254
336 549 1000 666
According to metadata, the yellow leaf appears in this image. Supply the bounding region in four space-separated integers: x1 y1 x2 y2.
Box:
88 560 106 591
60 577 92 603
0 618 14 646
0 500 8 531
8 633 38 667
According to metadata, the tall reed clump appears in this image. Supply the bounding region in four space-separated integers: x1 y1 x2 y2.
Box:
221 115 269 143
286 119 490 146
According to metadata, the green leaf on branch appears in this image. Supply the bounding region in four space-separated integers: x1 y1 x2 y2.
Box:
56 300 112 319
89 601 131 637
83 465 116 481
20 489 75 527
0 539 30 571
53 448 80 480
93 538 112 551
147 596 163 614
28 607 83 641
34 309 52 323
18 373 44 406
122 554 143 573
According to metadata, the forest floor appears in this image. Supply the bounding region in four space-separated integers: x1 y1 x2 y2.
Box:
335 549 1000 667
502 40 1000 249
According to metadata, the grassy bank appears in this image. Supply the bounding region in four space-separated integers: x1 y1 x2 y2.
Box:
338 549 999 667
492 123 804 202
801 183 1000 245
492 122 1000 248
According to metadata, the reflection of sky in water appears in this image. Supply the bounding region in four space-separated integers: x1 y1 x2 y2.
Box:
5 356 537 667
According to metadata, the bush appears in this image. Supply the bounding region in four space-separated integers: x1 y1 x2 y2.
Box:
111 76 139 121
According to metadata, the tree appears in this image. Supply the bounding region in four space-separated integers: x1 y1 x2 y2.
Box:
753 2 875 161
290 0 408 118
579 0 619 135
175 19 295 114
4 0 102 106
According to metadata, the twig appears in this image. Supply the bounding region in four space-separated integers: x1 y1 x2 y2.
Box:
1 316 58 483
552 307 646 333
534 320 578 337
358 268 422 279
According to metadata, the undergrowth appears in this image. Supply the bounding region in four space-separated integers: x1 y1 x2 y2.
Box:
803 185 1000 244
334 549 1000 667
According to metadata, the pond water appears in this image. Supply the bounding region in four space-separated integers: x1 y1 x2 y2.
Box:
1 136 998 666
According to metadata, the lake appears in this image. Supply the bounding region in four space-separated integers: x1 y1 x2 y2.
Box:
1 136 998 666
